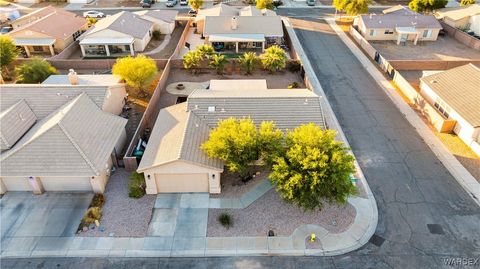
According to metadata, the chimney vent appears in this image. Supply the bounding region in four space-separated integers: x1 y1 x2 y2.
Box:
231 17 238 30
68 69 78 85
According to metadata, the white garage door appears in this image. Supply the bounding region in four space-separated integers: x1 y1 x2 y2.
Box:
41 177 93 192
155 173 209 193
2 177 32 191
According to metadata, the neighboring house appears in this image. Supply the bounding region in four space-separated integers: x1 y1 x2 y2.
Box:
137 80 325 194
41 71 127 115
419 64 480 152
0 92 127 195
14 0 92 4
204 15 283 53
7 7 87 57
356 6 442 45
78 11 154 58
134 10 178 34
435 4 480 34
0 7 20 23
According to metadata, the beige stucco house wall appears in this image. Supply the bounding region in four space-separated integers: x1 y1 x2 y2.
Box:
140 16 175 34
357 18 440 42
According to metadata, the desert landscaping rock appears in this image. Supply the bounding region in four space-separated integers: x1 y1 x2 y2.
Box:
207 190 356 237
79 169 155 237
210 166 269 198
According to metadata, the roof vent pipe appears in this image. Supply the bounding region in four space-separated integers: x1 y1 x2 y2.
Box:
68 69 78 85
231 16 238 30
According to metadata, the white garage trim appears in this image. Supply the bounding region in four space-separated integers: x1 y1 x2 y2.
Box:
155 173 209 193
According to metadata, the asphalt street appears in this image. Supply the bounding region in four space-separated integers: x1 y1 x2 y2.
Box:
2 8 480 269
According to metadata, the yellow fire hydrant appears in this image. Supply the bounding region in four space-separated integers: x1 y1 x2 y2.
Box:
310 233 316 242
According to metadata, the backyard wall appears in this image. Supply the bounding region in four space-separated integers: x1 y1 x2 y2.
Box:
123 22 191 171
440 21 480 51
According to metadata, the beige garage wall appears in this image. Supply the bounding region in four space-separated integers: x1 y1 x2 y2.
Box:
41 177 93 191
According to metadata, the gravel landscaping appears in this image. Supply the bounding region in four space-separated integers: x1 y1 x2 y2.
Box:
79 169 155 237
207 189 356 237
210 166 269 198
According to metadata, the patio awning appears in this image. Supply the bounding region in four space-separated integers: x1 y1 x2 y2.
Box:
14 38 55 46
395 27 418 34
208 33 265 43
79 37 135 45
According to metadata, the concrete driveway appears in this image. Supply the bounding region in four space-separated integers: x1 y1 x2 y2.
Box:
1 192 92 255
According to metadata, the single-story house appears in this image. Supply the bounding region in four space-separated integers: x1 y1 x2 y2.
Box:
356 6 442 45
134 10 178 34
195 4 276 35
78 11 154 57
435 4 480 29
14 0 92 4
41 71 127 115
137 80 325 194
203 15 283 53
420 64 480 150
9 6 56 29
7 7 87 57
0 92 127 194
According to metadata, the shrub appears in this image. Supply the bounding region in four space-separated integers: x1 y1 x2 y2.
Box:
16 59 59 83
238 52 259 75
82 207 102 225
91 194 105 207
129 172 146 198
218 213 232 228
112 55 158 94
288 82 299 89
0 35 19 69
261 45 287 73
286 60 301 73
152 30 161 40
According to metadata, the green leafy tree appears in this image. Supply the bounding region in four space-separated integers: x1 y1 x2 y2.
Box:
209 54 227 74
238 52 259 75
334 0 371 15
112 55 157 94
189 0 204 10
0 36 19 69
409 0 447 13
16 59 59 83
269 124 356 210
460 0 475 5
256 0 274 9
258 121 284 166
261 45 286 73
201 118 259 176
183 50 203 73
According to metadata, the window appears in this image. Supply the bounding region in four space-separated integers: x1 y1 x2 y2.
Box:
434 97 451 118
369 29 376 36
384 29 394 34
423 29 432 38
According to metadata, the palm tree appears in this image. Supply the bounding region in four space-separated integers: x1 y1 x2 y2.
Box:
209 54 227 75
196 44 215 59
261 45 286 73
238 52 259 75
183 50 202 74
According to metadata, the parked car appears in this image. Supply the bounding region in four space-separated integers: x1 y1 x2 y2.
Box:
0 26 13 35
188 9 197 17
83 10 106 18
166 0 177 7
180 0 188 5
306 0 315 6
141 0 155 8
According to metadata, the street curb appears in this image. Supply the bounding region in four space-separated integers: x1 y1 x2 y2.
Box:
325 18 480 207
281 17 379 256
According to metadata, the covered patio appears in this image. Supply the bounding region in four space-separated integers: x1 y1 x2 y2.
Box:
395 27 420 45
14 38 56 57
79 37 135 58
208 33 265 53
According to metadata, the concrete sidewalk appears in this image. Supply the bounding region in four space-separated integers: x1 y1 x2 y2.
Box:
325 18 480 207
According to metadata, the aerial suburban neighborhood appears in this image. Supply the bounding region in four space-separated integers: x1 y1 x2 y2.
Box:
0 0 479 267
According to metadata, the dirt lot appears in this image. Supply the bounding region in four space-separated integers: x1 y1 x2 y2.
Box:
371 35 480 61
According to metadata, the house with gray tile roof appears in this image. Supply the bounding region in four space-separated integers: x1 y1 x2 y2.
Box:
78 11 154 57
0 93 127 195
356 6 442 45
420 64 480 153
134 9 178 34
137 79 325 194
